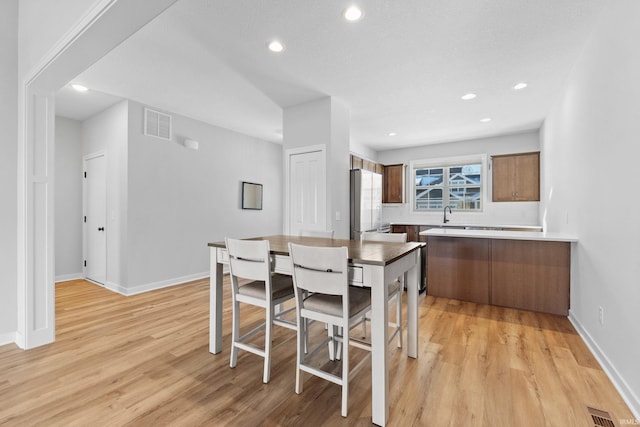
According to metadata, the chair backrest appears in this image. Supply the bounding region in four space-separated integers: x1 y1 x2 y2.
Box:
361 232 407 243
299 229 334 238
225 238 271 282
288 243 348 297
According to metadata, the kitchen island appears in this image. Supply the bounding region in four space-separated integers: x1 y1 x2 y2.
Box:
421 228 577 315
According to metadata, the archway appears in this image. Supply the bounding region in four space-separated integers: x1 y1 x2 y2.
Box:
17 0 178 349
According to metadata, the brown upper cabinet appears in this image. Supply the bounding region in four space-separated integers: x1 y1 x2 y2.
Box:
492 151 540 202
383 164 405 204
351 155 364 170
362 159 376 172
350 155 403 203
350 154 381 173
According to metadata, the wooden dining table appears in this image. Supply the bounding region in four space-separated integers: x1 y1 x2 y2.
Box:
208 235 423 426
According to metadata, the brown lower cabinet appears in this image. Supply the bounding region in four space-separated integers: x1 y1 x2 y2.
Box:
426 237 490 304
427 236 570 315
391 225 427 292
491 239 570 315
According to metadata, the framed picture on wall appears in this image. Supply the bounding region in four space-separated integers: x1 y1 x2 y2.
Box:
242 181 263 210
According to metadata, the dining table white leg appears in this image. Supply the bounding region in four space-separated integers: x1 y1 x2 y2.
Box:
406 248 420 359
209 248 224 354
370 265 389 426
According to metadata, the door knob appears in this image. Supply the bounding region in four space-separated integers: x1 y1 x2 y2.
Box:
98 227 104 231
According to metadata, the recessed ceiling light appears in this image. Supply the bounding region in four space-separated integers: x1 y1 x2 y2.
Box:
388 132 397 137
267 40 285 53
513 82 528 90
71 84 88 92
480 118 492 123
344 6 363 21
461 93 477 100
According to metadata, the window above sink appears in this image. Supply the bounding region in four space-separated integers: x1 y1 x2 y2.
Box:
411 154 486 212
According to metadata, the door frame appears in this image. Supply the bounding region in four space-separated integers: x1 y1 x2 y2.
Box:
82 151 106 285
283 144 326 236
17 0 178 349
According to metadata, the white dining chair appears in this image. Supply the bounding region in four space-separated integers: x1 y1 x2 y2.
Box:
288 243 371 417
299 229 334 238
298 229 334 348
361 231 407 348
225 238 297 383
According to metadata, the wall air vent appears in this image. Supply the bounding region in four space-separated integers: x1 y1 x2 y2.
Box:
144 108 172 140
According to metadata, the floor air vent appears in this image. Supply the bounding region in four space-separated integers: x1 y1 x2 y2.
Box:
586 406 617 427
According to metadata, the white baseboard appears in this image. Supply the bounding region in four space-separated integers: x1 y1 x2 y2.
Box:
105 271 209 297
103 281 127 296
569 310 640 420
55 273 84 283
14 331 25 349
0 331 16 347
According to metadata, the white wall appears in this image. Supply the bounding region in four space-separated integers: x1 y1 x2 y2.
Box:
350 140 378 164
77 100 284 293
541 0 640 417
81 100 129 288
17 0 124 78
283 97 351 238
125 101 283 291
55 117 83 280
377 130 540 226
0 0 18 342
283 98 332 150
329 98 351 238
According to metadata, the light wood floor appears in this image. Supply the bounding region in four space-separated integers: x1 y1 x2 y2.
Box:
0 278 633 426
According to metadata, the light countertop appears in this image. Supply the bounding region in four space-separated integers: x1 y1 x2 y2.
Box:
421 227 578 242
390 222 543 231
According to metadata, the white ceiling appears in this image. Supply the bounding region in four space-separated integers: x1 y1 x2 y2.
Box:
56 0 605 151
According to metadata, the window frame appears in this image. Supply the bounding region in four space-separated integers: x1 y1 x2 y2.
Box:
410 154 487 213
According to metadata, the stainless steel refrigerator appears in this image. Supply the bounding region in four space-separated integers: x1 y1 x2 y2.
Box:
350 169 383 240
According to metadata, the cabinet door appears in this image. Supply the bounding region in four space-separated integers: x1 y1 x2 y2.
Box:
427 237 490 304
513 152 540 201
492 155 515 202
491 240 569 315
351 155 363 170
492 152 540 202
406 225 419 242
390 225 418 241
418 226 430 243
363 159 375 172
391 225 406 234
383 164 404 203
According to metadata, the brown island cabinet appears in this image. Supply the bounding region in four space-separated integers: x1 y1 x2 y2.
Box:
424 229 577 316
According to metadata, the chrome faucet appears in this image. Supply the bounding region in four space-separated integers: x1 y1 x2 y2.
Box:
443 205 452 223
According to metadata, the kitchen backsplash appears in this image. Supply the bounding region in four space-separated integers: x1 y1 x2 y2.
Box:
382 201 540 226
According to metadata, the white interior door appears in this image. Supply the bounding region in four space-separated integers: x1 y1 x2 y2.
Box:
288 148 326 236
84 153 106 285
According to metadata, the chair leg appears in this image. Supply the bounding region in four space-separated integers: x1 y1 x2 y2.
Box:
336 326 343 361
341 334 349 417
361 313 367 338
296 316 305 394
328 325 336 361
397 290 403 348
304 318 309 354
230 300 240 368
263 304 273 383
